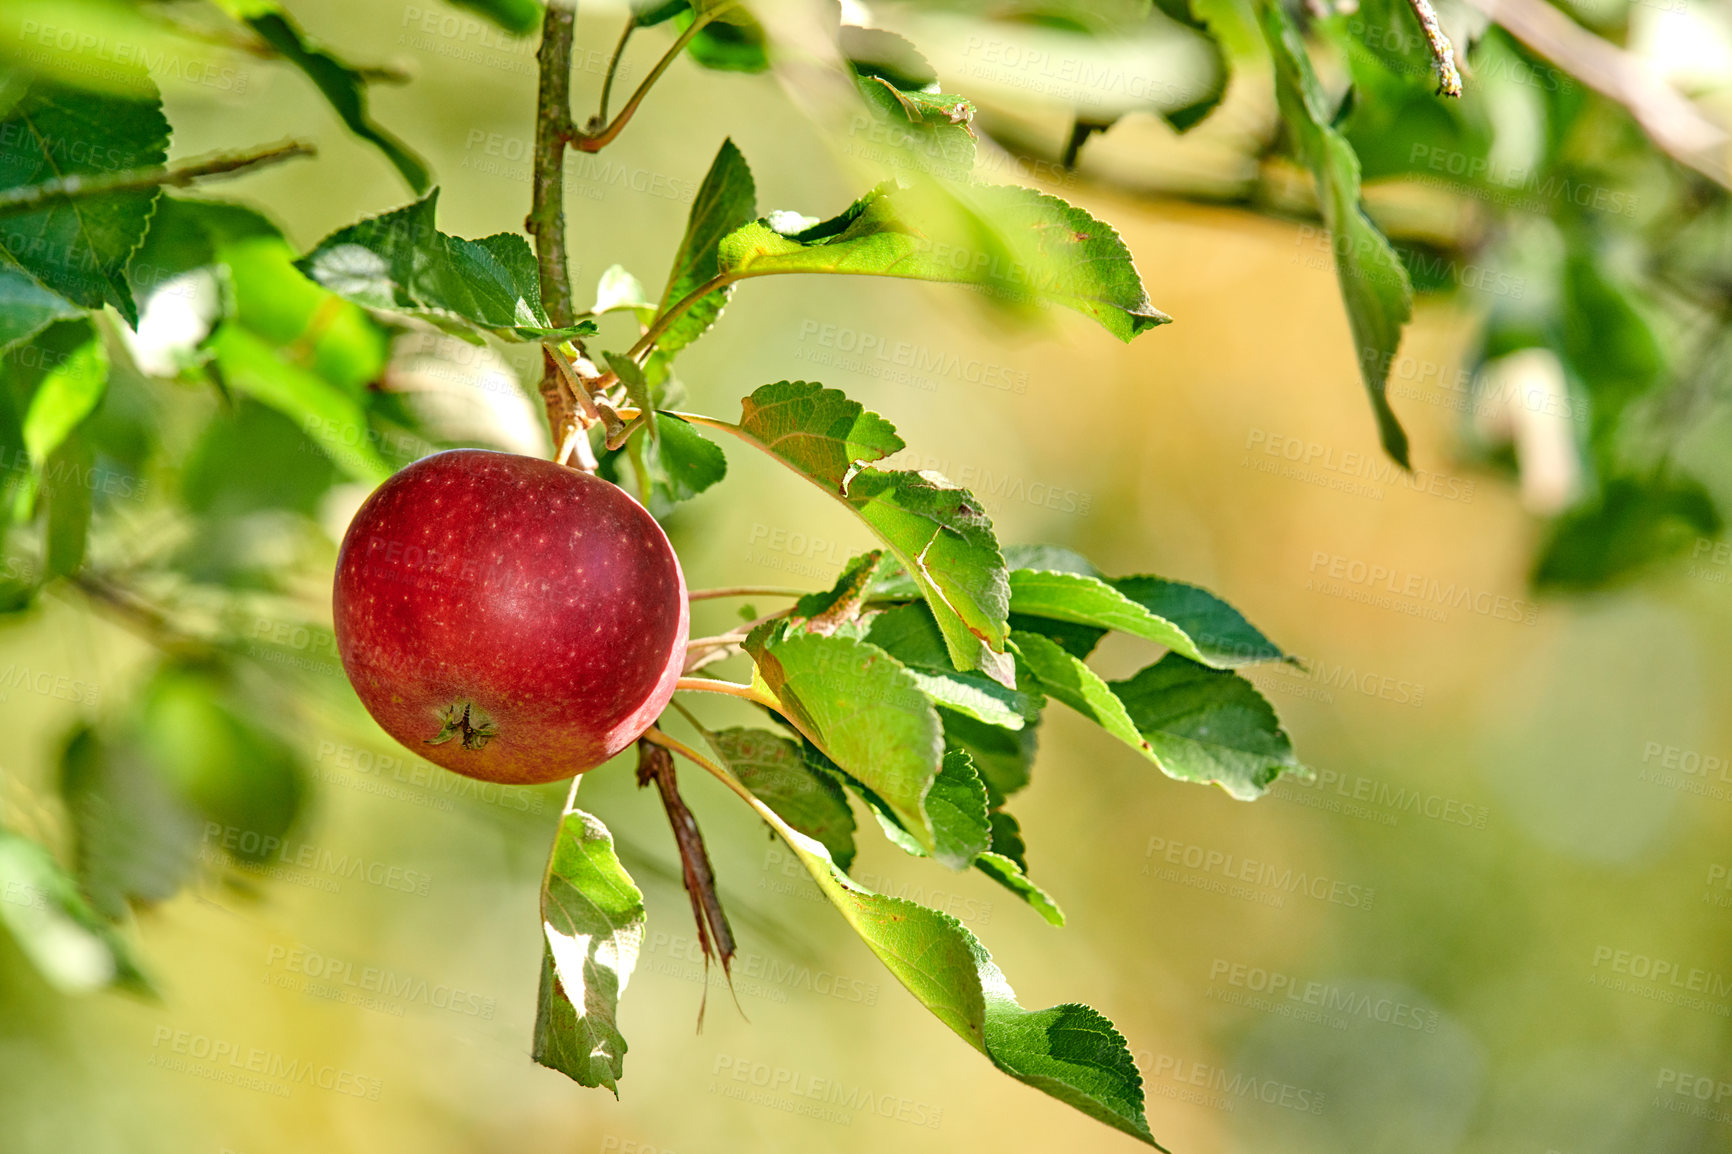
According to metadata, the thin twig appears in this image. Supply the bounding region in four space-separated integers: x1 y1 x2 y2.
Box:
595 15 637 128
0 141 315 217
689 585 813 601
635 739 741 1028
1462 0 1729 187
574 10 725 153
1403 0 1462 98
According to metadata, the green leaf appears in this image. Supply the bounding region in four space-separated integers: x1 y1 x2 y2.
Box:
793 550 883 628
592 264 654 316
706 758 1160 1146
1011 629 1155 761
295 190 594 342
0 827 153 996
734 380 904 490
847 470 1012 684
42 436 92 578
718 181 1167 342
651 412 726 501
1109 653 1300 800
1110 576 1289 666
533 808 646 1095
1010 569 1290 669
446 0 543 36
1258 0 1412 466
1534 474 1721 591
1152 0 1229 132
0 81 169 326
853 75 977 182
841 26 937 90
230 3 430 192
136 667 308 858
682 6 769 72
713 727 857 871
1009 569 1213 662
925 750 992 869
945 708 1038 804
868 603 1035 729
207 325 390 483
976 852 1065 927
746 627 943 847
657 139 757 354
59 724 201 920
20 320 106 475
1003 544 1099 576
987 810 1029 873
0 264 80 355
604 351 656 440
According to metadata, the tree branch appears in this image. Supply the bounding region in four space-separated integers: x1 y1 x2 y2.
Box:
1464 0 1729 187
1403 0 1462 98
635 739 740 1027
0 141 315 218
527 3 578 328
573 11 722 153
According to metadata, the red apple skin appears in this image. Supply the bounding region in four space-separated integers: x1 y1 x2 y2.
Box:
333 449 687 785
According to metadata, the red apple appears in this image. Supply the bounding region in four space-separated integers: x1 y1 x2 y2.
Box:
333 449 687 785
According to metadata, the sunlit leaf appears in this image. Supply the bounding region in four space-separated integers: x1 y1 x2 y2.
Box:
533 808 646 1095
295 190 594 341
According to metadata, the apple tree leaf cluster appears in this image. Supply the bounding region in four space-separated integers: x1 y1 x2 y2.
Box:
0 0 1715 1145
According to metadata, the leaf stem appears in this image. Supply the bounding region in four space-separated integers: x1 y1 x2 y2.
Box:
674 676 778 709
0 141 315 217
627 273 734 361
595 15 637 128
573 8 731 153
642 728 756 807
688 585 811 601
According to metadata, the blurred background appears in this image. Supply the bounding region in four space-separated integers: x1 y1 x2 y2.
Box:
3 0 1732 1150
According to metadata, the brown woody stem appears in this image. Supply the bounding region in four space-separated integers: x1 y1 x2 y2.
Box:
636 738 740 1027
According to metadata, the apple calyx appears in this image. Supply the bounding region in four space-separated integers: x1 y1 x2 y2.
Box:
427 702 498 751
